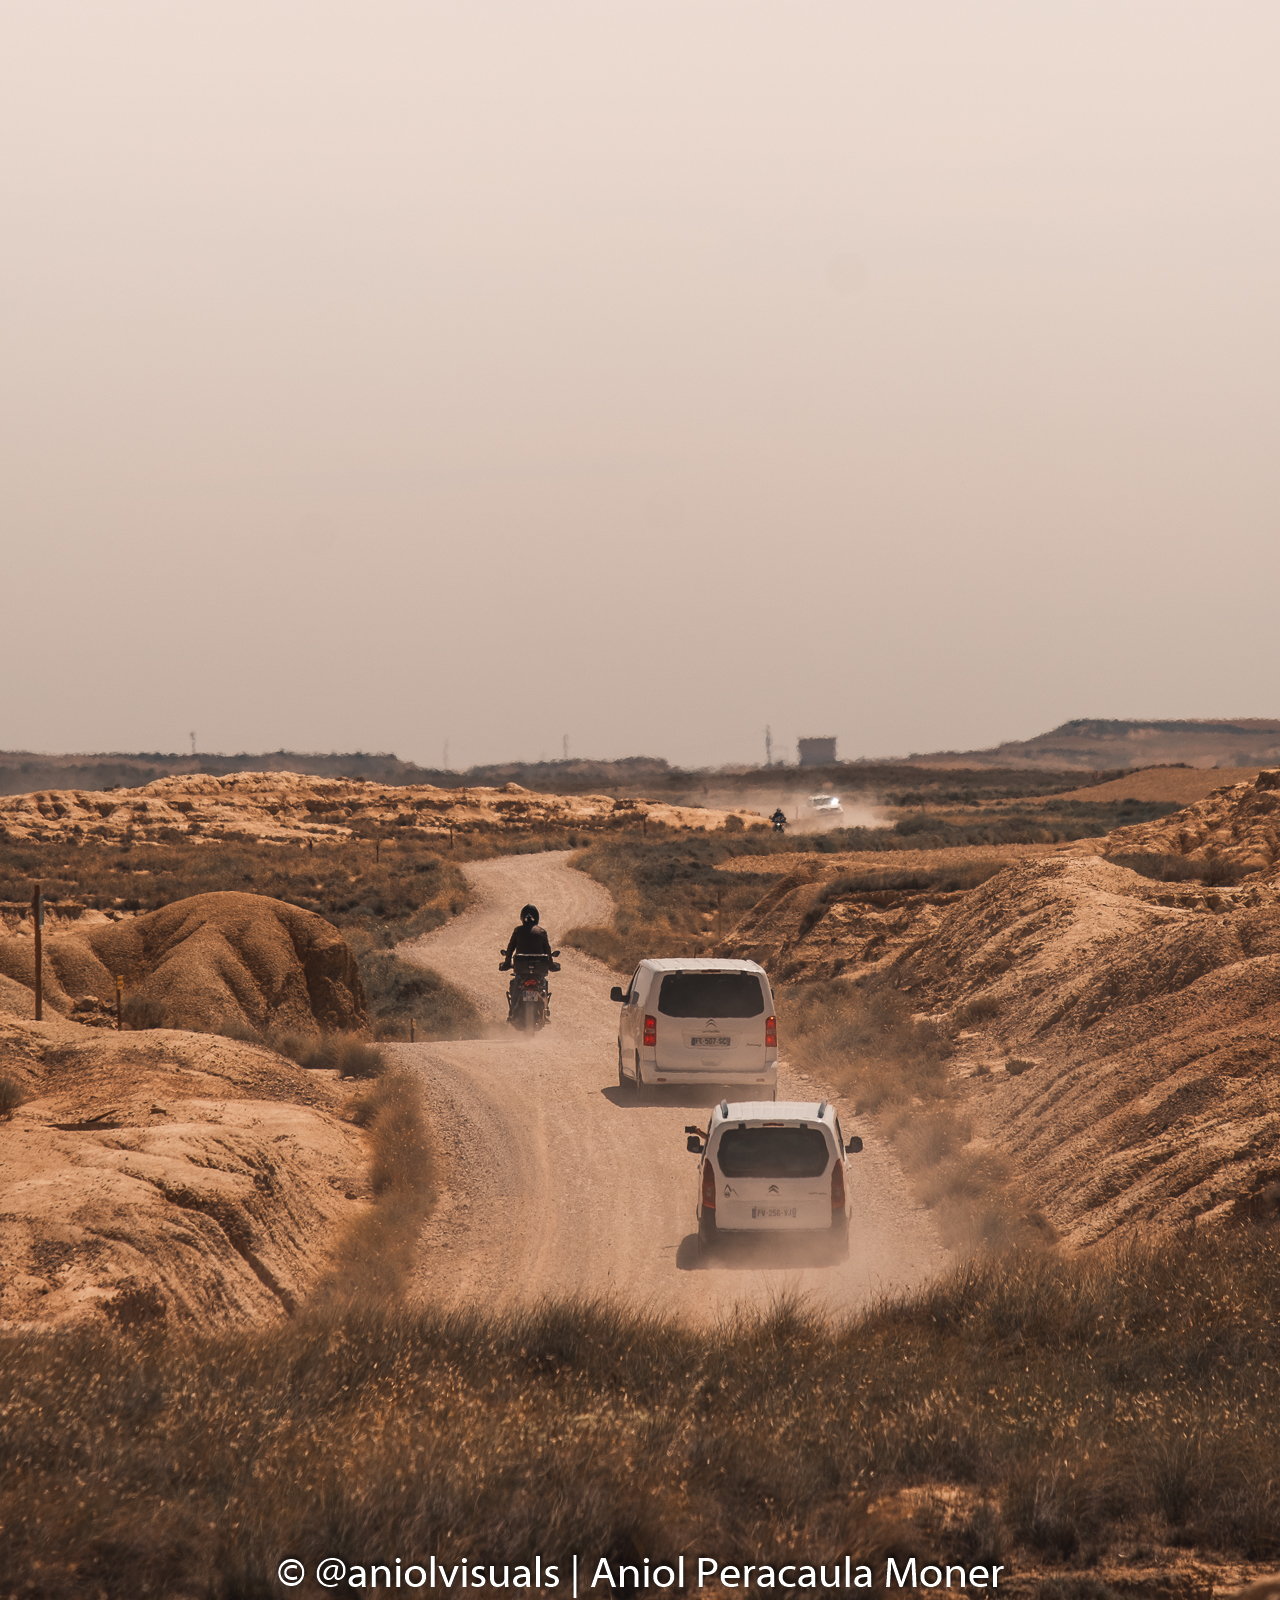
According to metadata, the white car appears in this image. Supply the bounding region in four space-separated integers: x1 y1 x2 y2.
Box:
610 958 778 1099
809 793 844 817
686 1099 862 1259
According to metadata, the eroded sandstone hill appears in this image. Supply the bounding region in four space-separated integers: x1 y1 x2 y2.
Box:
0 770 760 845
0 892 365 1037
719 777 1280 1249
0 1016 365 1330
1086 767 1280 879
897 855 1280 1246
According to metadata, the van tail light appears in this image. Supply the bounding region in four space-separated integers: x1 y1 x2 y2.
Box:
702 1161 716 1211
831 1160 845 1211
765 1015 777 1048
643 1015 656 1046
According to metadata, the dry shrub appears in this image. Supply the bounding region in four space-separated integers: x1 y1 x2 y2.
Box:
289 1035 385 1078
956 994 1003 1029
780 977 951 1112
347 932 483 1041
0 1074 24 1119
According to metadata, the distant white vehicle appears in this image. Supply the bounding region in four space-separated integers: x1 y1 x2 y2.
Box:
809 793 843 816
685 1099 863 1260
610 958 778 1099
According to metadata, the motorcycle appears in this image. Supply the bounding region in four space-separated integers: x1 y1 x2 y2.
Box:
499 948 561 1033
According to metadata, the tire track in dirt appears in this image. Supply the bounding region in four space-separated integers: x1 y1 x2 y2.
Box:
397 852 948 1319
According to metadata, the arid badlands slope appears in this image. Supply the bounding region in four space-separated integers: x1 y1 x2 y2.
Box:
0 770 761 846
4 765 1279 1333
723 771 1280 1249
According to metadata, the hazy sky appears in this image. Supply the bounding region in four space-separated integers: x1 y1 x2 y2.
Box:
4 3 1278 770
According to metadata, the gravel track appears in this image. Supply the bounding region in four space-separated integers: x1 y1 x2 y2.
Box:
397 852 948 1320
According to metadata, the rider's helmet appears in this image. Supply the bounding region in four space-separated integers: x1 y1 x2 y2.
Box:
520 903 539 926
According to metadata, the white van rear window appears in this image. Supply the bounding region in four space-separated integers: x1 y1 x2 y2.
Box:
717 1128 829 1178
657 972 764 1018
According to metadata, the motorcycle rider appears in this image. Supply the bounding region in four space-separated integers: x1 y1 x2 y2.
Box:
770 808 787 833
500 904 555 1025
500 903 553 967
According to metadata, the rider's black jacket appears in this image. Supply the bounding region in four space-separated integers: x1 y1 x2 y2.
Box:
503 922 553 964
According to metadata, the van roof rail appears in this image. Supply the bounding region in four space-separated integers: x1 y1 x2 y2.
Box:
720 1099 729 1118
817 1099 828 1118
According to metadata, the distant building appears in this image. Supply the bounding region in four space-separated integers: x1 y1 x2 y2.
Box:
798 737 837 766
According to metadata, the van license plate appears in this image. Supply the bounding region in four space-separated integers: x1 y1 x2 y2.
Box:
751 1207 797 1219
691 1035 730 1046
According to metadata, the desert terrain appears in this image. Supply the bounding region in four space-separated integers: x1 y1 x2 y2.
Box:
3 764 1280 1594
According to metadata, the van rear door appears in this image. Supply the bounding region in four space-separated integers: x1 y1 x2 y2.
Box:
711 1122 834 1231
654 970 767 1074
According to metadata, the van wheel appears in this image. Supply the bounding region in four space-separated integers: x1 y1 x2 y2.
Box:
635 1055 647 1102
618 1044 626 1088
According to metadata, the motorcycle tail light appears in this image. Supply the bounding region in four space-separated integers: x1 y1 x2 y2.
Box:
765 1015 777 1048
524 979 539 988
831 1160 845 1210
643 1014 656 1046
702 1161 716 1211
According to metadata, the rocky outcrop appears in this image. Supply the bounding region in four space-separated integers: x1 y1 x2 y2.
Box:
1086 767 1280 880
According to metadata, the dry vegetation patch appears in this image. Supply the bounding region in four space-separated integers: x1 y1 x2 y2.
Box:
3 1233 1278 1596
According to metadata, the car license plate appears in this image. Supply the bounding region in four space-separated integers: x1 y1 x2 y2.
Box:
691 1035 730 1046
751 1206 797 1219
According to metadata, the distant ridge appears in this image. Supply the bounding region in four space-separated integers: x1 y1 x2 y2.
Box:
903 718 1280 773
0 749 673 799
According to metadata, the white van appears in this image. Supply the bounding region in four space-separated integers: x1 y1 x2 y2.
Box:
610 958 778 1099
685 1099 863 1259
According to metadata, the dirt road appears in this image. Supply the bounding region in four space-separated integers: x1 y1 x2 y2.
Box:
399 853 948 1319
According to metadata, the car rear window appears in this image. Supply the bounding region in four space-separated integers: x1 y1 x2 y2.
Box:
656 972 764 1018
716 1127 830 1178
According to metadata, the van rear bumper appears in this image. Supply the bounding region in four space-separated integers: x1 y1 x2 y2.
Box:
649 1063 778 1087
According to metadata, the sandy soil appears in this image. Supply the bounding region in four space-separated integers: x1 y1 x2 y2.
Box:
397 853 947 1320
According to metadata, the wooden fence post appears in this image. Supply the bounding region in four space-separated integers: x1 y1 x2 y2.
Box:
32 883 42 1022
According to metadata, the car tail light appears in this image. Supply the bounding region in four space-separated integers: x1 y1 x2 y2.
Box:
831 1160 845 1210
701 1161 716 1211
765 1015 777 1048
643 1014 656 1046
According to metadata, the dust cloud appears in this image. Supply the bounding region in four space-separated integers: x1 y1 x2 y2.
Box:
699 786 892 835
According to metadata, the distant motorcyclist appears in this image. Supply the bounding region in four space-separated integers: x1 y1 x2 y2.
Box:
771 808 787 833
500 903 553 968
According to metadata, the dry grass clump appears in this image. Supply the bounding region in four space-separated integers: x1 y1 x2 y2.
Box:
0 1073 24 1119
780 976 952 1112
3 1231 1278 1595
344 930 484 1041
317 1070 436 1303
565 834 792 971
777 979 1047 1247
